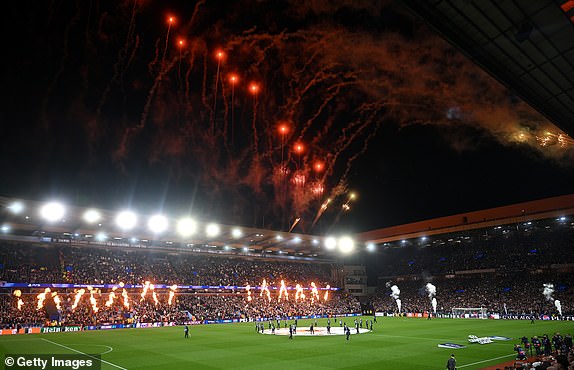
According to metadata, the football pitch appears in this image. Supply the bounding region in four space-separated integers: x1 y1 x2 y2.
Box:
0 317 570 369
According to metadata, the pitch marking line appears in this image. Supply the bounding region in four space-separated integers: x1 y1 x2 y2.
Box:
60 344 114 355
40 338 126 370
458 353 516 368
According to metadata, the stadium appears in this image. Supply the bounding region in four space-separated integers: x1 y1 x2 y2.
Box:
1 194 574 369
2 0 574 369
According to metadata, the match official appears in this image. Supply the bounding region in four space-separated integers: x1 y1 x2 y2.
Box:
446 354 456 370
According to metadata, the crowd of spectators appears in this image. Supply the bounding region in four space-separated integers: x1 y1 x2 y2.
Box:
367 221 574 318
370 273 574 317
0 290 361 329
375 222 574 277
2 219 574 330
0 242 332 286
502 333 574 369
0 240 356 329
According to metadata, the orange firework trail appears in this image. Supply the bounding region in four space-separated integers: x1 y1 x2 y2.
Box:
324 285 330 301
310 197 331 230
536 131 574 148
162 16 175 67
177 38 185 79
94 0 139 129
25 1 572 235
249 82 261 155
211 50 225 134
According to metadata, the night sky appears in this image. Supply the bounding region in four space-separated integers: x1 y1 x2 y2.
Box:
1 0 573 235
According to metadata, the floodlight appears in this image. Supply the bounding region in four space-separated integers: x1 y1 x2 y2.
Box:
231 228 243 238
8 201 24 214
177 218 197 237
83 209 101 223
206 223 220 238
116 211 137 230
40 202 65 222
338 236 355 253
366 243 375 252
324 236 337 250
95 232 107 241
148 214 168 234
292 237 301 243
1 224 9 233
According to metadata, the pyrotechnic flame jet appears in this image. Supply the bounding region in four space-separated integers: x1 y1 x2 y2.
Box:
168 284 177 306
260 279 271 302
88 286 99 313
310 282 320 303
36 288 51 310
245 284 252 302
295 283 303 301
106 290 116 307
51 292 61 310
278 280 289 301
150 284 159 306
72 289 85 310
122 288 130 309
140 281 151 302
13 290 24 310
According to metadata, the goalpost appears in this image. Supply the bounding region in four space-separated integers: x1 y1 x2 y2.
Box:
452 307 488 319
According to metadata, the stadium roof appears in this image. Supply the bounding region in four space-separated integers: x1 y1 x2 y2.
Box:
357 193 574 244
402 0 574 137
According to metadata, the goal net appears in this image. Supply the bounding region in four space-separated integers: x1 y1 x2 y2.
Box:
452 307 488 319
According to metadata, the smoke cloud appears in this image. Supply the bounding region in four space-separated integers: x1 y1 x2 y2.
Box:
390 284 401 312
542 283 562 316
5 0 574 232
555 300 562 316
425 283 437 313
543 283 554 301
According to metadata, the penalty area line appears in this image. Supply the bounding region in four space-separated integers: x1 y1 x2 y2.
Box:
457 353 516 368
40 338 127 370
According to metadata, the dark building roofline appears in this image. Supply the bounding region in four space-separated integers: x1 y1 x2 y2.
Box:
357 194 574 244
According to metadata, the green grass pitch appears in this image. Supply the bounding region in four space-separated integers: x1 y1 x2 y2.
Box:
0 317 570 369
